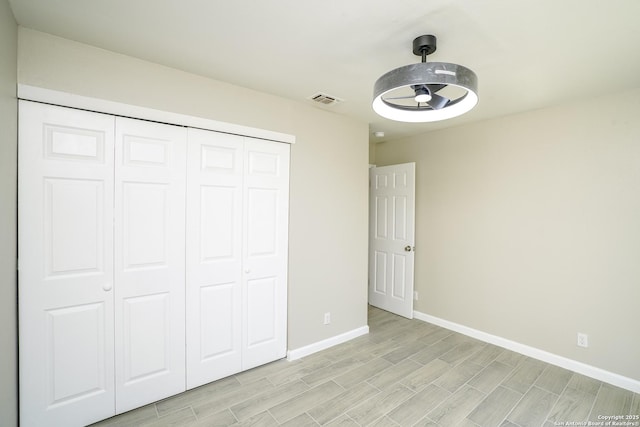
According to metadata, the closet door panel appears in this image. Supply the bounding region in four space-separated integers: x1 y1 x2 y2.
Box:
200 283 236 356
18 101 116 427
246 277 277 346
114 117 187 413
186 129 243 389
242 138 289 370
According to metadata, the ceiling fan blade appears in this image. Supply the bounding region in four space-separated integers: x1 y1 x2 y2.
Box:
426 84 447 93
427 93 450 110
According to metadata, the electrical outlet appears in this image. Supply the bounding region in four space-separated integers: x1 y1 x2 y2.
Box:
577 333 589 348
324 312 331 325
414 291 419 301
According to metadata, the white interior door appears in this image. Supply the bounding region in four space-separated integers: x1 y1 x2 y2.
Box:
186 129 243 389
369 163 416 319
242 138 289 370
18 101 116 427
114 117 187 412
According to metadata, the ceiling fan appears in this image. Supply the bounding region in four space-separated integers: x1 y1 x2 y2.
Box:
372 35 478 122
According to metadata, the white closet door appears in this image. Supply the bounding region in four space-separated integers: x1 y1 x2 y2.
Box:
185 129 243 389
18 101 116 427
242 138 289 370
114 117 187 412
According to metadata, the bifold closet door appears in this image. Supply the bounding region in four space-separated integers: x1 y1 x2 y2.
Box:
114 117 187 412
18 101 116 427
19 101 187 425
242 138 289 370
20 100 287 423
186 130 289 388
186 129 243 389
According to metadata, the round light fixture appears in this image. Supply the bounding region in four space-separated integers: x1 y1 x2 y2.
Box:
372 35 478 123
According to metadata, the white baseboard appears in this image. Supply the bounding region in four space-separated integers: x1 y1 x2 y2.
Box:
287 325 369 361
414 311 640 394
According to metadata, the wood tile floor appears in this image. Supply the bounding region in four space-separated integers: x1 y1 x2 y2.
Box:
92 306 640 427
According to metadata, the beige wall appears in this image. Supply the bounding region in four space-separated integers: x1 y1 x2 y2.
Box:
369 140 376 165
375 88 640 382
17 28 369 352
0 0 17 425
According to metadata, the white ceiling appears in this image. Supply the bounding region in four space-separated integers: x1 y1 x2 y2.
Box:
9 0 640 143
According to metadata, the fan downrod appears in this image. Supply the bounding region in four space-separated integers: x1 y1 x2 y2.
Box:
412 35 437 62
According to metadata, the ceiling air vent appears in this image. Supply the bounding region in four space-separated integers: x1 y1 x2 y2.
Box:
308 92 344 106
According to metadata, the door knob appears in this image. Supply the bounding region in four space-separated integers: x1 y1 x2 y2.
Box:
103 282 112 291
404 246 412 252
